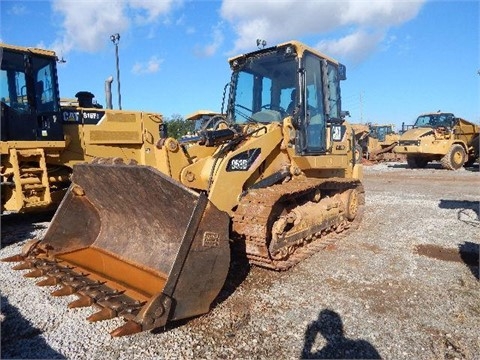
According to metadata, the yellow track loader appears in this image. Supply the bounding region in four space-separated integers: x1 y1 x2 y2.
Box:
1 43 164 213
4 41 364 337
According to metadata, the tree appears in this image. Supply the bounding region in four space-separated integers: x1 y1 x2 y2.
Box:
165 114 195 139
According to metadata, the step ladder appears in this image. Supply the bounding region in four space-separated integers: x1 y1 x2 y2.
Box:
9 148 51 211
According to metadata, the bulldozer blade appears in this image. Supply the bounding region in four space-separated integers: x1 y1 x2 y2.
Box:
87 306 116 322
110 320 142 337
1 254 25 262
25 163 230 335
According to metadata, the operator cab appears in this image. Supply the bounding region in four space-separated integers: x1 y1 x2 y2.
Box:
370 125 394 142
227 42 346 155
413 112 455 129
0 44 63 141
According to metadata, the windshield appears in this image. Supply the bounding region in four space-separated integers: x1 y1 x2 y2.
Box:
0 48 59 114
414 113 455 128
371 126 392 141
229 50 297 123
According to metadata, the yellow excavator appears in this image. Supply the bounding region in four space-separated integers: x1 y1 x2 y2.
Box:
4 41 364 337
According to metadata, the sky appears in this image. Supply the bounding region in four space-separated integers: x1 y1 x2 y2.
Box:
1 0 478 130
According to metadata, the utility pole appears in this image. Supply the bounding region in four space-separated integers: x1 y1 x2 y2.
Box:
110 33 122 110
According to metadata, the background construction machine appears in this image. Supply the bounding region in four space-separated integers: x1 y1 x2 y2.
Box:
0 43 164 213
352 123 404 162
5 41 363 337
394 112 479 170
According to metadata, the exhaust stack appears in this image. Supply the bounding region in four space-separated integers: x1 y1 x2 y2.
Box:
105 76 113 110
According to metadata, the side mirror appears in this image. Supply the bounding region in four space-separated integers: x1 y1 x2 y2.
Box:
338 64 347 81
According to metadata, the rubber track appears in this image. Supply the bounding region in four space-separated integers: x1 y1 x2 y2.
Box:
232 177 365 271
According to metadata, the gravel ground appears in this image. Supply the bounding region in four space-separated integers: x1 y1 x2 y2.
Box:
1 162 479 360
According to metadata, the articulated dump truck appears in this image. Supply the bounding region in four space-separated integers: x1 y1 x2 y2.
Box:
0 42 164 213
394 112 479 170
4 41 364 337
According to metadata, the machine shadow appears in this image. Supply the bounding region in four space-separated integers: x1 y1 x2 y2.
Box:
387 162 443 169
212 241 251 305
388 163 479 171
464 164 479 172
458 242 480 280
439 199 480 223
1 211 54 248
300 309 381 359
1 295 65 359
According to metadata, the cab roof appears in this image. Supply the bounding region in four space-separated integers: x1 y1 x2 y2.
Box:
0 42 57 59
228 40 339 65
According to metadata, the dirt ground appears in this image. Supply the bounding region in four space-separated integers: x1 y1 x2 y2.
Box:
1 162 479 359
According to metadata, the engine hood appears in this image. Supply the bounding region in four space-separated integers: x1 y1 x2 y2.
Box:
400 128 434 141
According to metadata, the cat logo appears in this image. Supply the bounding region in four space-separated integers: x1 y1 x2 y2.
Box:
61 110 104 124
62 110 80 123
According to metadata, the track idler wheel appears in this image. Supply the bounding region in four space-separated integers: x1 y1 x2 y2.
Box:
343 188 359 221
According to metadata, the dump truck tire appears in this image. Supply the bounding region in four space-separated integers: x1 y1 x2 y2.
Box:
441 144 465 170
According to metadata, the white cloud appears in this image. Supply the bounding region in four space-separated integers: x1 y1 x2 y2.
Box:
316 30 385 63
132 56 163 74
340 1 425 27
51 0 129 54
51 0 182 55
194 22 225 58
220 0 426 62
128 0 179 23
8 4 27 15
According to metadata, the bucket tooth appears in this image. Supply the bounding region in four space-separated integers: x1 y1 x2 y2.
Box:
12 261 33 270
36 261 57 272
87 306 116 322
110 320 142 337
62 275 90 290
118 308 140 321
23 269 44 278
79 283 106 298
1 254 25 262
51 285 75 297
36 276 60 287
68 294 94 308
118 301 145 320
